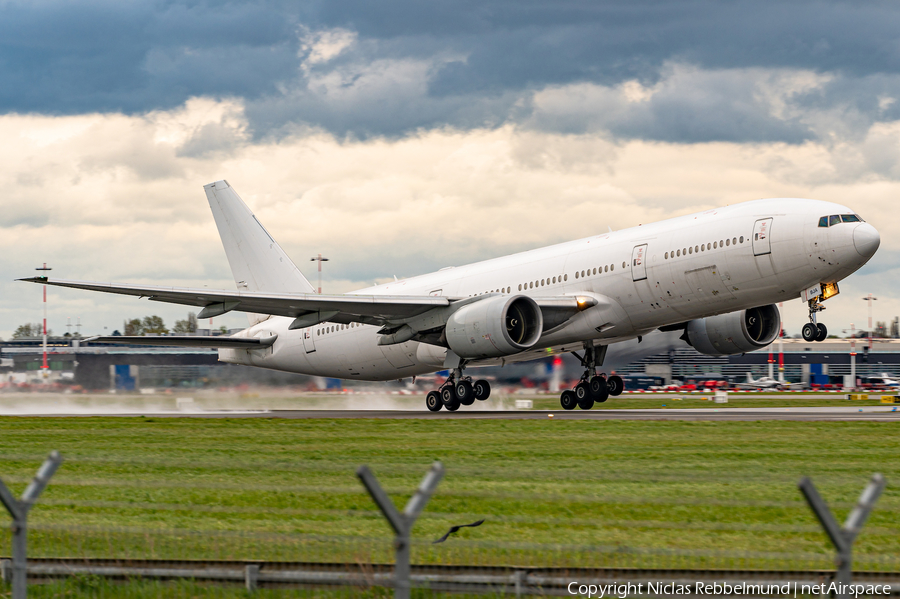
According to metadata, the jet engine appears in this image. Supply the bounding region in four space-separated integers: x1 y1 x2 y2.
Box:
445 295 543 359
685 304 781 356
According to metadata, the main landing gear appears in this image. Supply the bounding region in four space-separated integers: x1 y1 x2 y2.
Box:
425 364 491 412
801 297 828 342
560 343 623 410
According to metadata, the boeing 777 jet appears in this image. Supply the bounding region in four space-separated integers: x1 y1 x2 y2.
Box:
22 181 880 411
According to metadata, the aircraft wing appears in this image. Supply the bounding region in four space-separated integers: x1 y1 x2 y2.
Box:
19 277 450 326
84 335 277 349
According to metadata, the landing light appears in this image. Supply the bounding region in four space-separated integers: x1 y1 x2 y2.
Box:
822 282 840 300
575 296 598 310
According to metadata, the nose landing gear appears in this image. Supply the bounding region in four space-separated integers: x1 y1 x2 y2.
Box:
425 362 492 412
802 298 828 342
559 343 623 410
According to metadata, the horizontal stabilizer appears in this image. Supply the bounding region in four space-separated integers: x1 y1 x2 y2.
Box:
84 335 276 349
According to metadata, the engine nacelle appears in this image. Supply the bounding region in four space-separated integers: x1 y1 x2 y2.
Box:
445 295 543 359
686 304 781 356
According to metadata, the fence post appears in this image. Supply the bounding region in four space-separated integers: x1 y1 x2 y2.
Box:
798 473 885 598
357 461 444 599
244 564 259 593
0 451 63 599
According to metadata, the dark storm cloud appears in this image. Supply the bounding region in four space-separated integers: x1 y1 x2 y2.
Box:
3 0 900 142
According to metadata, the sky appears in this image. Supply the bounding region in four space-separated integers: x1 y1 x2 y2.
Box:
3 0 900 340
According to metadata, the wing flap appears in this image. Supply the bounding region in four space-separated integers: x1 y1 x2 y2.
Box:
84 335 277 349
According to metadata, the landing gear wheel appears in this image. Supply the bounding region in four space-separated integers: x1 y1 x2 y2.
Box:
592 377 609 403
560 390 577 410
816 323 828 342
574 382 594 409
456 380 475 405
802 323 817 342
426 390 443 412
473 379 491 400
588 376 606 397
607 375 624 397
441 386 460 411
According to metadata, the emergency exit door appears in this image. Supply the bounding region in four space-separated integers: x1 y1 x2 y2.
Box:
752 218 772 256
631 244 648 281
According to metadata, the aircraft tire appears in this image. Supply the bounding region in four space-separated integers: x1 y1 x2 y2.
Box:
441 386 457 406
588 375 605 396
816 323 828 342
607 375 624 397
560 390 577 410
473 379 491 400
426 390 443 412
456 380 475 405
575 382 595 409
802 323 817 342
591 376 610 402
577 393 595 411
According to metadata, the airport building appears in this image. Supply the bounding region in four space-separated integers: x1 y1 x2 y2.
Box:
3 335 899 390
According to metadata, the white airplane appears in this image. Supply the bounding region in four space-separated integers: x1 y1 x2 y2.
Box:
734 373 786 390
864 373 900 387
22 181 880 411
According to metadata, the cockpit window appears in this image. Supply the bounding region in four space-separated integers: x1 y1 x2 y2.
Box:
819 214 865 227
818 216 829 227
841 214 862 223
829 215 841 226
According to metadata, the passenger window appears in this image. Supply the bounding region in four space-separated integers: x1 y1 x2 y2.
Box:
829 215 841 226
841 214 861 223
818 216 829 227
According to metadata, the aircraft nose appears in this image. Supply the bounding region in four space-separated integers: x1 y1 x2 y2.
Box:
853 223 880 258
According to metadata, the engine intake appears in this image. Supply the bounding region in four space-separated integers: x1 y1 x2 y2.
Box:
686 304 781 356
445 295 543 359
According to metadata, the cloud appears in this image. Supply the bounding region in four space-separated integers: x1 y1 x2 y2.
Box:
0 98 898 339
4 1 900 144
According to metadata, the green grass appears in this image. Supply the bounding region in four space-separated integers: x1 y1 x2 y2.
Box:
0 417 897 569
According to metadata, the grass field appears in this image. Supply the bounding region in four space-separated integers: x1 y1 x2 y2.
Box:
0 415 897 571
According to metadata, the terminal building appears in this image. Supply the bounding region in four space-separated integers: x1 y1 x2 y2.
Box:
2 334 898 390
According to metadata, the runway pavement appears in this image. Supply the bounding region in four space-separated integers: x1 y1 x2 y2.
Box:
14 405 900 421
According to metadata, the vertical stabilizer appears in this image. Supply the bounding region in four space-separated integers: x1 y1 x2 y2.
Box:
204 181 315 323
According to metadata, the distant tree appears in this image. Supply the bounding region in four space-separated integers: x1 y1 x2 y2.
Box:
172 312 198 334
124 319 143 336
141 315 168 335
12 323 46 338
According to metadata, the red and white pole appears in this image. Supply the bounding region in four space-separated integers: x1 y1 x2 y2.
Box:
777 302 784 382
36 263 52 377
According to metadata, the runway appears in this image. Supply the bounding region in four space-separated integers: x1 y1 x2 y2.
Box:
14 406 900 421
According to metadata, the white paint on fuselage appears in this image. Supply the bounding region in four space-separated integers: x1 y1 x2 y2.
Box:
220 198 877 380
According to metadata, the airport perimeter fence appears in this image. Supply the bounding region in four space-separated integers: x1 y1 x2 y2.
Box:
0 453 896 597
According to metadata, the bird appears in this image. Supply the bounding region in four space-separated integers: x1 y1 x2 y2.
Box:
432 519 485 544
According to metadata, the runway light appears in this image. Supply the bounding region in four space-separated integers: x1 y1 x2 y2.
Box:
548 414 553 419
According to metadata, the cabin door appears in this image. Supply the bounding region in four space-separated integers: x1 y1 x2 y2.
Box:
752 218 773 256
631 244 648 281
